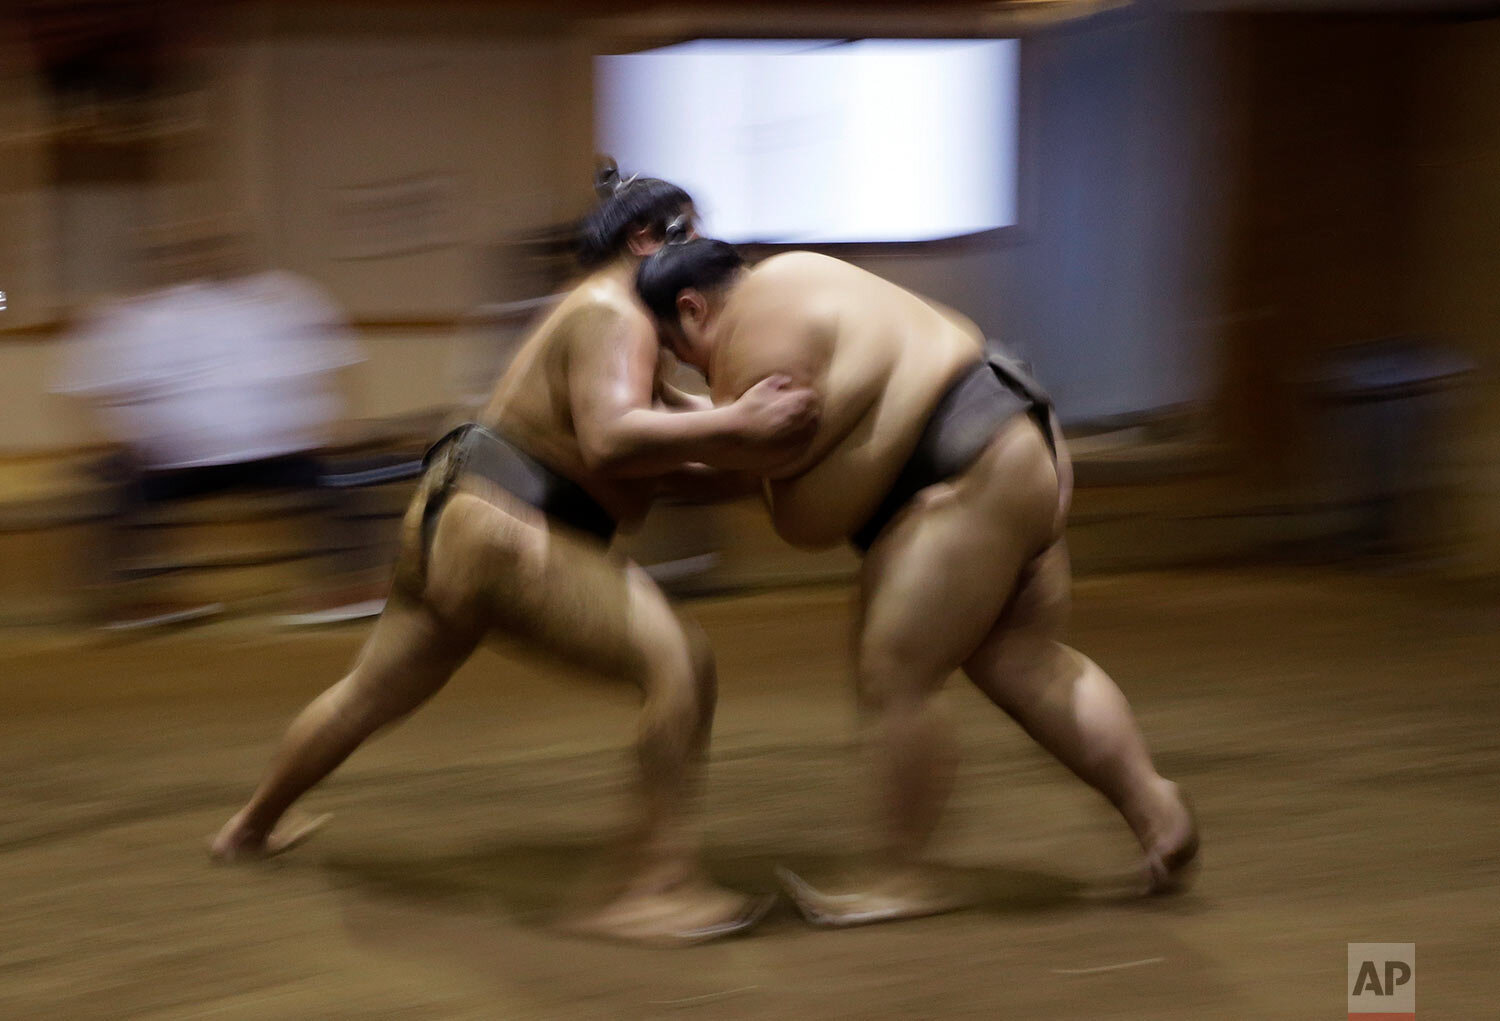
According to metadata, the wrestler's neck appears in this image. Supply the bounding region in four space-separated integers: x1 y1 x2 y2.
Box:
591 254 643 289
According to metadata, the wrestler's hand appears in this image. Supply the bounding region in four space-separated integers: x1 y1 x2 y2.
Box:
734 375 821 446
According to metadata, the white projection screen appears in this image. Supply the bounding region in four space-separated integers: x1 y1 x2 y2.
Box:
595 39 1020 244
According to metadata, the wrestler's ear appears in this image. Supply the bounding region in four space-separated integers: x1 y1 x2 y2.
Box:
675 289 708 329
626 223 660 257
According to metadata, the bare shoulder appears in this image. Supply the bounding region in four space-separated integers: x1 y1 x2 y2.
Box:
729 254 841 343
555 284 653 357
716 256 843 398
743 253 858 324
562 281 634 327
748 251 849 288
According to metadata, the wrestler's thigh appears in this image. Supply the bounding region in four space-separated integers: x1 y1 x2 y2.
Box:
961 539 1075 700
337 590 480 719
857 494 1034 698
425 490 692 685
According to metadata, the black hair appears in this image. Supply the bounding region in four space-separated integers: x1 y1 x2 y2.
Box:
635 233 746 324
576 157 693 268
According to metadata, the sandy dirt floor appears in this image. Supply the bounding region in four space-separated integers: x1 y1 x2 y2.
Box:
1 567 1496 1019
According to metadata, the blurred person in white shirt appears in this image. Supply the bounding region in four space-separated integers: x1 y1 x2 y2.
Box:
57 225 370 628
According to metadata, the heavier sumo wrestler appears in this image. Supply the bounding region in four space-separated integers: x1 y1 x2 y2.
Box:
637 233 1198 926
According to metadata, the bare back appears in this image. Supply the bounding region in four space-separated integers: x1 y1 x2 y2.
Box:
709 253 984 548
479 266 662 529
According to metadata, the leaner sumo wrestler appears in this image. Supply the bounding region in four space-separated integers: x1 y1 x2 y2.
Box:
208 165 820 948
636 229 1198 927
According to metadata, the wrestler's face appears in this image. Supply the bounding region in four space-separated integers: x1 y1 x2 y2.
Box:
666 288 718 375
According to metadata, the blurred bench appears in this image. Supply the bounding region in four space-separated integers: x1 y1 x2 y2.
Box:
0 452 113 625
0 406 1376 629
0 410 445 628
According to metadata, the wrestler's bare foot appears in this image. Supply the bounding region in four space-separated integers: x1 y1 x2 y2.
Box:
208 809 330 863
1139 780 1198 895
777 865 972 929
559 874 775 948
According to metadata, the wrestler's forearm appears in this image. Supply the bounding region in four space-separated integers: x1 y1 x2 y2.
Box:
584 404 771 478
683 419 817 474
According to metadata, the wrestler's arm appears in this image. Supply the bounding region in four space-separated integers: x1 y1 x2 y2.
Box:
569 305 814 478
704 314 832 477
652 365 763 499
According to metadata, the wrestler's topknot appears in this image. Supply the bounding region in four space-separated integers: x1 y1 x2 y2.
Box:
577 156 692 268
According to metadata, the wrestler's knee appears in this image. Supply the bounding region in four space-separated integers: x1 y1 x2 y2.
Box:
639 632 699 698
630 618 712 728
681 619 718 728
855 636 943 714
678 616 712 676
